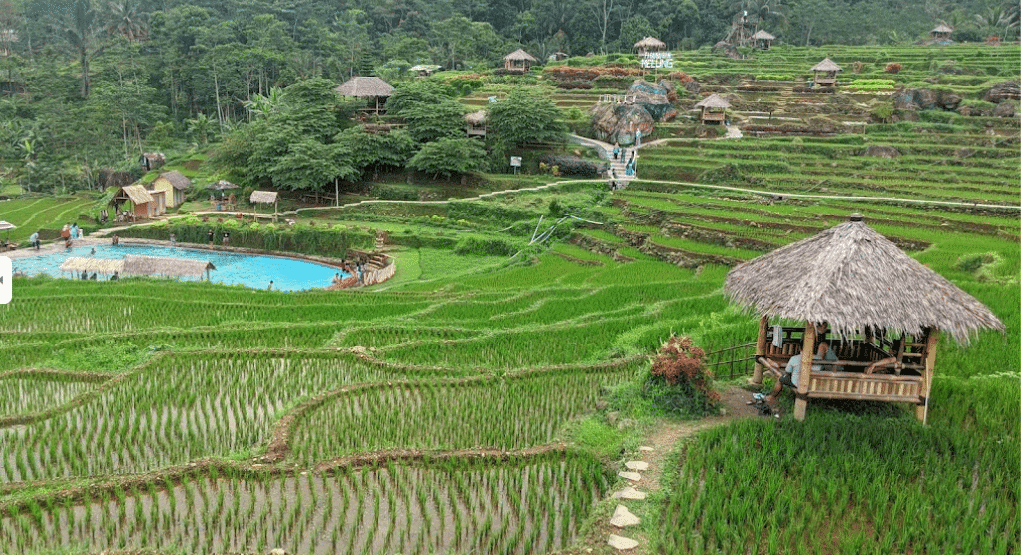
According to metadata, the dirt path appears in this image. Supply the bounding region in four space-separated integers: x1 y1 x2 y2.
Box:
575 384 760 555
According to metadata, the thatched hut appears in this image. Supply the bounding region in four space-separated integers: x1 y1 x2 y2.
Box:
465 110 487 138
810 57 842 87
109 185 163 220
151 170 192 208
633 37 666 55
725 214 1004 422
139 152 166 172
334 76 394 114
123 255 216 280
930 23 953 42
60 257 124 277
694 93 731 124
752 30 775 50
250 190 279 222
504 49 537 72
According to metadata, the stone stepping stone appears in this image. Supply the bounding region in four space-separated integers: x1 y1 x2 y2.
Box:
618 471 641 482
625 461 649 471
639 446 654 452
610 504 641 528
613 486 647 500
608 534 639 550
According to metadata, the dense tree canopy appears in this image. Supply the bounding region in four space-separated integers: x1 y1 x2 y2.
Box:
0 0 1016 191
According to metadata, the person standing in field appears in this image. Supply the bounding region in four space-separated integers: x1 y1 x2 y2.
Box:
207 229 214 247
222 231 230 246
267 280 273 291
29 231 39 250
612 142 620 160
170 232 176 245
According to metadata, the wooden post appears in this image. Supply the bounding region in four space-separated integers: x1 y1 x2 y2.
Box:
793 322 816 421
752 315 768 385
918 327 940 423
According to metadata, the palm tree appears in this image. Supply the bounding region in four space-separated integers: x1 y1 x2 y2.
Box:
186 113 216 145
974 4 1018 41
106 0 147 42
59 0 104 98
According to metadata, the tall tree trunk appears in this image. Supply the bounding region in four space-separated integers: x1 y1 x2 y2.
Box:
79 50 90 98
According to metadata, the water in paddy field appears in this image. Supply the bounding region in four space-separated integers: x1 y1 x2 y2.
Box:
12 244 345 291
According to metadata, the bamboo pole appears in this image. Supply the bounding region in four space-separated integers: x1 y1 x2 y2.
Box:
793 322 816 421
919 327 940 423
752 315 768 385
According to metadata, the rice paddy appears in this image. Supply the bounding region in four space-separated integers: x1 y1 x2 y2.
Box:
1 43 1018 554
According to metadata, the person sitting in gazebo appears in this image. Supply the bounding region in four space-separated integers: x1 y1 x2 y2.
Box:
759 341 838 402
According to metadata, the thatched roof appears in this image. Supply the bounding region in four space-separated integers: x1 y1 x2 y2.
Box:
634 37 666 50
752 30 775 40
334 76 394 97
158 170 192 190
811 57 842 72
409 64 440 72
209 179 239 191
504 49 537 62
249 191 278 204
123 255 215 277
60 257 123 274
695 93 732 109
724 215 1004 345
931 24 953 33
465 110 488 124
116 185 154 205
0 220 16 231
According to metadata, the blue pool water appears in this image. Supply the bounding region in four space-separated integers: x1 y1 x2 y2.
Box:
13 244 345 291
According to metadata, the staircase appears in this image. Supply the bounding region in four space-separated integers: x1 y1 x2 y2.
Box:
608 147 638 189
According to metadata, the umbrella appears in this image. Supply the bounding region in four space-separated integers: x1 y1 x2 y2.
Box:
0 220 15 246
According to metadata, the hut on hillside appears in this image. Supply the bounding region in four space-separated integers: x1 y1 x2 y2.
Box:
250 190 279 222
503 49 537 72
465 110 487 138
694 93 732 124
109 185 164 220
139 152 166 172
752 30 775 50
810 57 842 87
633 37 666 55
151 170 192 208
930 24 953 42
409 64 440 77
334 76 394 114
725 214 1004 422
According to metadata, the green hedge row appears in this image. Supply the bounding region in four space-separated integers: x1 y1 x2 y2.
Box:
119 222 374 257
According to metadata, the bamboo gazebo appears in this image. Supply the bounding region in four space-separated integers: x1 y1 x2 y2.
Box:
633 37 666 56
334 76 394 114
503 49 537 73
725 214 1004 422
810 57 842 87
752 30 775 50
930 24 953 42
694 94 732 124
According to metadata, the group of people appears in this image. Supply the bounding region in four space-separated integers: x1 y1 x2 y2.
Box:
610 142 639 180
60 222 84 249
332 258 367 286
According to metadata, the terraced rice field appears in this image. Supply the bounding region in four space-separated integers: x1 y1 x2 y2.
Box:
1 43 1018 555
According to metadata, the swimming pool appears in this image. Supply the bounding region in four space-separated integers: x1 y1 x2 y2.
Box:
12 244 345 291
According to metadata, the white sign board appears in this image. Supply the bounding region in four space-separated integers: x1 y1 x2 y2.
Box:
640 52 674 69
509 156 522 167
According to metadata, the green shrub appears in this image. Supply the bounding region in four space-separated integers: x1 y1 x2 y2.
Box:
453 236 518 256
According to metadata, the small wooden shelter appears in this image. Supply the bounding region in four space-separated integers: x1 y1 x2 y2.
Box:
123 255 216 280
334 76 394 114
60 257 124 277
725 214 1004 422
465 110 487 138
139 152 166 172
109 185 164 220
694 94 732 124
151 170 192 208
752 30 775 50
929 23 953 42
409 64 440 77
810 57 842 87
503 49 537 72
633 37 666 55
250 190 279 222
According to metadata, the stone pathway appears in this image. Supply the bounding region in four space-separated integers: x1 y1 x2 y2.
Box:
725 124 744 139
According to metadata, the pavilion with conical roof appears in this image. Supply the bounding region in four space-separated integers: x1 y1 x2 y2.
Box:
725 214 1003 422
810 57 842 87
694 93 732 124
